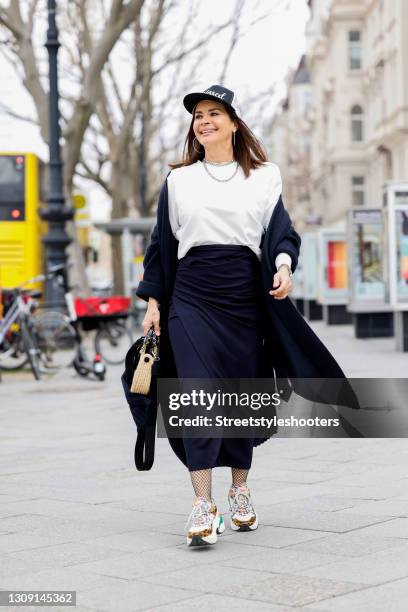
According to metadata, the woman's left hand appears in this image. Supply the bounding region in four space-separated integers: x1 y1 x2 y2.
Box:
269 265 292 300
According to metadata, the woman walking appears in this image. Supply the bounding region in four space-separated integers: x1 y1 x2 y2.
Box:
137 85 355 548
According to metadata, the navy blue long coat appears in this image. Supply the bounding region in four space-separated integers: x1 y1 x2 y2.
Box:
136 173 360 421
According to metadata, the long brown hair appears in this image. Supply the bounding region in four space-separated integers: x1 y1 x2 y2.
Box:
168 104 268 178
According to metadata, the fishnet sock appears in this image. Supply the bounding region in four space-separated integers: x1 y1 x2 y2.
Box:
190 469 212 501
231 468 249 489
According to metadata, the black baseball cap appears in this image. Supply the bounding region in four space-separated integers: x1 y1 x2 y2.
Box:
183 84 236 115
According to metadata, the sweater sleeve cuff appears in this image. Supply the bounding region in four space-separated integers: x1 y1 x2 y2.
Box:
136 280 163 303
275 252 292 272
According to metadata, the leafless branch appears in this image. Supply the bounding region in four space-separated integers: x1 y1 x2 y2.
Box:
0 101 38 125
218 0 245 83
77 157 112 195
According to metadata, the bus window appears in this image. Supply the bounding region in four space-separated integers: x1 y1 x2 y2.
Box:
0 155 25 221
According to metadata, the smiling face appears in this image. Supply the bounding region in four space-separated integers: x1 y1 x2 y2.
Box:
192 99 237 151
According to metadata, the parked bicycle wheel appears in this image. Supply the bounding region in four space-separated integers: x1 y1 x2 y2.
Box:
20 319 41 380
94 321 133 365
33 311 77 370
0 328 29 370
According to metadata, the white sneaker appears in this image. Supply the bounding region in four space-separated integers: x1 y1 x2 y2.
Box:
186 496 225 547
228 484 258 531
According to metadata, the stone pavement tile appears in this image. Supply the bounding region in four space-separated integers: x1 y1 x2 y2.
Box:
346 517 408 538
222 573 366 607
114 496 196 516
0 514 133 540
0 499 128 522
393 490 408 502
0 565 128 594
81 529 183 554
78 580 198 612
151 519 192 537
273 458 389 475
100 508 188 531
219 545 350 573
264 440 363 462
0 498 185 530
256 494 369 513
0 483 137 505
142 564 273 595
0 542 132 580
331 499 408 517
0 514 55 535
96 502 187 527
331 465 408 486
1 471 127 490
0 531 75 554
294 541 408 585
67 539 253 582
258 506 394 532
320 481 408 500
143 592 294 611
0 494 27 504
302 576 408 612
257 447 320 461
158 509 393 538
0 459 70 477
107 482 194 506
287 532 408 557
122 468 192 487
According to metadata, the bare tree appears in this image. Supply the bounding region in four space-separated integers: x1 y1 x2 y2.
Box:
0 0 145 196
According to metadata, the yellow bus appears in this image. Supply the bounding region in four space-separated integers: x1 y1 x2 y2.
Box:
0 153 46 291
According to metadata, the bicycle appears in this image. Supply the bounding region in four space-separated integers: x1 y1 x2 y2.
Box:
0 267 105 381
36 267 132 371
0 283 43 380
32 265 106 381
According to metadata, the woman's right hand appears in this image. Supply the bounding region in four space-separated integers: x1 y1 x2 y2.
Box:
142 298 161 336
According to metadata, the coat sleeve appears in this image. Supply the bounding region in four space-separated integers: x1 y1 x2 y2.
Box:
136 222 165 303
274 223 301 273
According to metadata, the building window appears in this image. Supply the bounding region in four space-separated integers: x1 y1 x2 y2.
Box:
348 30 362 70
352 176 365 206
351 105 364 142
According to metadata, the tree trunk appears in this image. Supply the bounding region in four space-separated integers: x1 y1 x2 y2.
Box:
111 233 124 294
110 157 129 293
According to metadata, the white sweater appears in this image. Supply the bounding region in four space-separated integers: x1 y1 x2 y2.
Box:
167 160 292 271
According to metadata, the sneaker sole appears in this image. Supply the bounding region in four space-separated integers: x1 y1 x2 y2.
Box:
230 515 259 532
187 513 225 547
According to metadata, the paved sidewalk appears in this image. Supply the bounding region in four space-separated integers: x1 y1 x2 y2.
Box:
0 322 407 611
308 321 407 378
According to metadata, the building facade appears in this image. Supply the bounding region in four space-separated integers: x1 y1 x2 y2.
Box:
271 0 408 229
270 56 313 230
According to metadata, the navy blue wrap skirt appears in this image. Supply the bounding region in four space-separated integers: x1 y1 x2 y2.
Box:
168 245 264 471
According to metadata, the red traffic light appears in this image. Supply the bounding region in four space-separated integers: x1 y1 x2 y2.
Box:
11 209 21 219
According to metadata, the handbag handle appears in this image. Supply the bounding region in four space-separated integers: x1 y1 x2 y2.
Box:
135 423 156 471
134 380 158 471
143 327 160 361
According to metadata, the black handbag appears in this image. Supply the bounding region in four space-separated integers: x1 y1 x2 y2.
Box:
121 329 160 470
